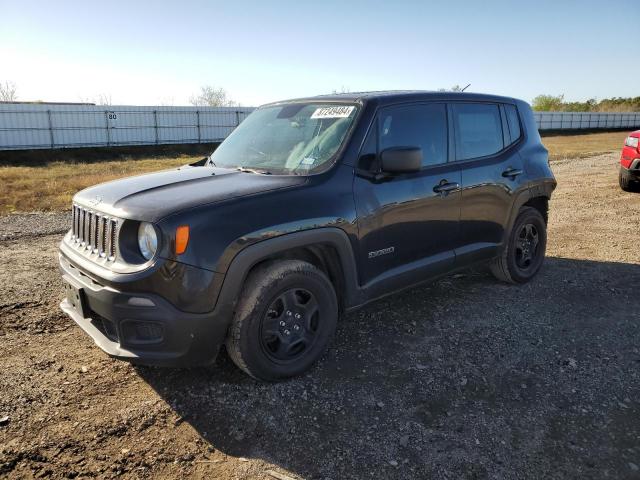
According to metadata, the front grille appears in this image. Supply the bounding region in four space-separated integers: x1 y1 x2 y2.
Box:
71 204 118 260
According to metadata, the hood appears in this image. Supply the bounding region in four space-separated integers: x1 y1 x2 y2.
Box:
73 166 307 222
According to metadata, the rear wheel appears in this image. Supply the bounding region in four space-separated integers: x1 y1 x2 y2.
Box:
491 206 547 284
619 169 639 192
226 260 338 381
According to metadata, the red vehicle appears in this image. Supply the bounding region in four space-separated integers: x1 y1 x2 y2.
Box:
620 130 640 191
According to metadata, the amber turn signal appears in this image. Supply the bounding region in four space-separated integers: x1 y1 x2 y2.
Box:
175 225 190 255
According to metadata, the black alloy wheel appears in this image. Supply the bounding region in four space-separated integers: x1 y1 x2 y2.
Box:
490 206 547 284
514 223 540 270
260 288 320 363
226 260 338 381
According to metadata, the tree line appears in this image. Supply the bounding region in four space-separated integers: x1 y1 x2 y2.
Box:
531 94 640 112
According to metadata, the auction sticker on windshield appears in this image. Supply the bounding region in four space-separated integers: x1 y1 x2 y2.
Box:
311 106 355 119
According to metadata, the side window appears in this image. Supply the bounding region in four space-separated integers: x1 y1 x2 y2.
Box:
504 104 522 144
452 103 504 160
379 103 447 167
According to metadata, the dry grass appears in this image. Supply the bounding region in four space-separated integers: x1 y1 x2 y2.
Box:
0 156 199 214
542 131 627 161
0 131 630 214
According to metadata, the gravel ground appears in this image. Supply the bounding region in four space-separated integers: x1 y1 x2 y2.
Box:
0 152 639 479
0 212 69 241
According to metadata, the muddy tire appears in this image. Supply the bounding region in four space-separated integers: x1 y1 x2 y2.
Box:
491 206 547 284
619 169 639 192
226 260 338 381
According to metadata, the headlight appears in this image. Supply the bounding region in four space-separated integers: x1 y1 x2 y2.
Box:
137 222 158 260
625 136 639 149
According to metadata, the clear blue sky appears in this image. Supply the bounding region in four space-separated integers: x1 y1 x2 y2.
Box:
1 0 637 106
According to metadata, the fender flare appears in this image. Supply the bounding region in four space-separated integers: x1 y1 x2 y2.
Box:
505 188 533 239
212 227 361 325
503 185 551 249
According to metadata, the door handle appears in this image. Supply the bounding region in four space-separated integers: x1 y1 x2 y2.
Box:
502 167 523 179
433 181 460 195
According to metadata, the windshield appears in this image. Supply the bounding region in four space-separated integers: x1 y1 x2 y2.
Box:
209 103 359 175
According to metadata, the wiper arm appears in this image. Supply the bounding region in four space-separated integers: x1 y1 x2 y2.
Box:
236 167 272 175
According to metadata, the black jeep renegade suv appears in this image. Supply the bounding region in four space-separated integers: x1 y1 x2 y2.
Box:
59 91 556 381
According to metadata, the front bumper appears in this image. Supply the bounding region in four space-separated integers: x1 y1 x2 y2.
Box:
621 160 640 181
59 251 229 367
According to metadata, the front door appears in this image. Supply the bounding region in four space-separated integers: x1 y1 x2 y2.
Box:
354 103 461 292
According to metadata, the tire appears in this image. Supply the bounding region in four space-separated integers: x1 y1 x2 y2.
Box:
490 206 547 284
226 260 338 381
619 169 639 192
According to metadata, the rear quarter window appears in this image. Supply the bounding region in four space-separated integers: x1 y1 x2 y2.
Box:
505 104 522 144
452 103 504 160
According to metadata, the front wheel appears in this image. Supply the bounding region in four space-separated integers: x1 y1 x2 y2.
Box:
226 260 338 381
619 169 639 192
490 206 547 284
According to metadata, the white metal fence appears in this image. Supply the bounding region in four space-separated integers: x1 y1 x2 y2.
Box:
1 103 640 151
534 111 640 131
0 103 255 150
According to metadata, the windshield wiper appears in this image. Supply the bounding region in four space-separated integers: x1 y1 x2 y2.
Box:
206 153 217 167
236 166 272 175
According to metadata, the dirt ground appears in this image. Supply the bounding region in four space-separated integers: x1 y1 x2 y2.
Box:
1 152 639 479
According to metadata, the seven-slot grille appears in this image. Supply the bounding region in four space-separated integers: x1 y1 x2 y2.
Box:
71 205 118 260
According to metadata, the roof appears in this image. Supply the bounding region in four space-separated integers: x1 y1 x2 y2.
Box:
264 90 522 108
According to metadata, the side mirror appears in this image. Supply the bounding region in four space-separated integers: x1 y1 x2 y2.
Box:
380 147 422 174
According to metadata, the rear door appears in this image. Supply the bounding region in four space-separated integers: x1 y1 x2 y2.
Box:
354 102 461 290
451 102 528 264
